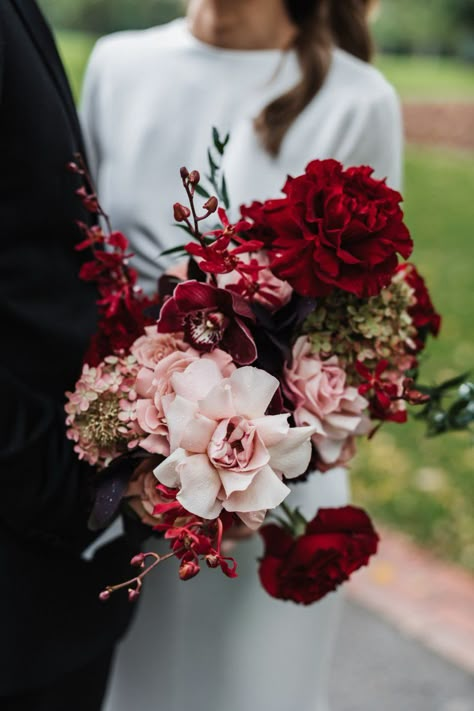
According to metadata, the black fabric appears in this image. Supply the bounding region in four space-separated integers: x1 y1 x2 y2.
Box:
1 646 114 711
0 0 135 695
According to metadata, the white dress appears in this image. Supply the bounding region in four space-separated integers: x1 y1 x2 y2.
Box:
81 19 402 711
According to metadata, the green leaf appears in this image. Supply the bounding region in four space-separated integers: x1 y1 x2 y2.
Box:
221 174 230 209
160 243 188 257
194 184 211 199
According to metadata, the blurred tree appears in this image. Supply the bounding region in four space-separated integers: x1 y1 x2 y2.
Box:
373 0 474 58
38 0 183 34
38 0 474 59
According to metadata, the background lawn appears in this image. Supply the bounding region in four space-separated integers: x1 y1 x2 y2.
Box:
56 31 474 570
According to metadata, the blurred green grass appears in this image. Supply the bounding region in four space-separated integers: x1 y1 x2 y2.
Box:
353 148 474 570
376 54 474 100
57 30 474 569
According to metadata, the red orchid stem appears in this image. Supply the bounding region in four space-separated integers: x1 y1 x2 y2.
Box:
181 174 218 286
74 152 114 236
104 550 177 595
215 518 224 555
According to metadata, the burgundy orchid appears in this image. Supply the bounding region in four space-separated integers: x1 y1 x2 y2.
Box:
157 280 257 365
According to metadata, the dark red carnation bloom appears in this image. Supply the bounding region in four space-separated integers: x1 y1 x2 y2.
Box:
396 263 441 349
157 280 257 365
240 201 279 247
259 506 379 605
243 160 413 298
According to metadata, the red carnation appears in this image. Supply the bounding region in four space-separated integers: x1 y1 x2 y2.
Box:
244 160 413 298
397 263 441 348
157 280 257 365
258 506 379 605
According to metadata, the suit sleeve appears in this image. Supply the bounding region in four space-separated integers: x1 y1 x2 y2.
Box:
0 366 98 552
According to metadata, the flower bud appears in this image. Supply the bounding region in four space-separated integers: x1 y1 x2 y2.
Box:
203 196 218 214
99 589 111 602
66 161 81 174
180 166 189 179
131 553 145 567
205 554 219 569
179 560 200 581
188 170 200 185
128 587 141 602
173 203 191 222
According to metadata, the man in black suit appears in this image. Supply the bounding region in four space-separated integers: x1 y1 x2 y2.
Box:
0 1 136 708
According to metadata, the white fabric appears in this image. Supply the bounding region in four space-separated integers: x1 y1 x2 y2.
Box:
81 18 402 711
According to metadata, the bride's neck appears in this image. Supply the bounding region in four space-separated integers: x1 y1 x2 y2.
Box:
186 0 298 51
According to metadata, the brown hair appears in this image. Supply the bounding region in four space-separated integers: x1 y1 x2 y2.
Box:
255 0 374 156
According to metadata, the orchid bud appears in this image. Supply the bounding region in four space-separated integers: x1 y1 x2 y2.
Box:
66 161 82 174
203 196 218 214
188 170 200 185
179 560 200 581
180 166 189 179
128 587 141 602
99 589 111 602
173 203 191 222
130 553 145 567
205 554 219 569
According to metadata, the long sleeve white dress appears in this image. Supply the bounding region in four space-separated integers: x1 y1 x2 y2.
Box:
81 19 403 711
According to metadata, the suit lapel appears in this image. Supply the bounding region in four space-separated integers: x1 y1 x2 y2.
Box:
11 0 84 148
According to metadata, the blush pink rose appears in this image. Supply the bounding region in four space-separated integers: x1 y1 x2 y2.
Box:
130 327 188 370
135 348 235 456
153 362 317 528
283 336 370 466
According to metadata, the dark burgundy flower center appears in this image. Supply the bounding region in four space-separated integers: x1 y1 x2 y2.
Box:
184 308 230 351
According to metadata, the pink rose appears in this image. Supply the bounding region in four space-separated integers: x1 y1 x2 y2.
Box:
153 363 316 528
283 336 369 466
130 327 188 370
135 348 235 456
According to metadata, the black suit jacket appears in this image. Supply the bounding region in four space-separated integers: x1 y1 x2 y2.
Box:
0 0 134 694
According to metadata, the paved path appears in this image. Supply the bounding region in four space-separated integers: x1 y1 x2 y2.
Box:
330 600 474 711
348 528 474 674
403 102 474 151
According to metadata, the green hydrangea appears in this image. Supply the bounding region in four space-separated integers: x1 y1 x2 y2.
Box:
302 274 417 382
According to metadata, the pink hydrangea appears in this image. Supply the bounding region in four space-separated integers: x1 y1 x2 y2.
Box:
153 361 316 528
65 355 139 467
283 336 370 467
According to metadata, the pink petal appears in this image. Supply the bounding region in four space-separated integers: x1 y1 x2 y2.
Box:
162 395 198 452
198 381 236 420
171 359 224 403
177 454 223 519
154 448 187 488
250 414 289 447
229 367 279 418
224 465 290 514
218 468 259 498
237 509 266 530
268 425 316 478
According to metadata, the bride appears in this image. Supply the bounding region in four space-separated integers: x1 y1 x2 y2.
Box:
81 1 402 709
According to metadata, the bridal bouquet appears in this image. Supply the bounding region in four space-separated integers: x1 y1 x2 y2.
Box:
66 139 444 606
